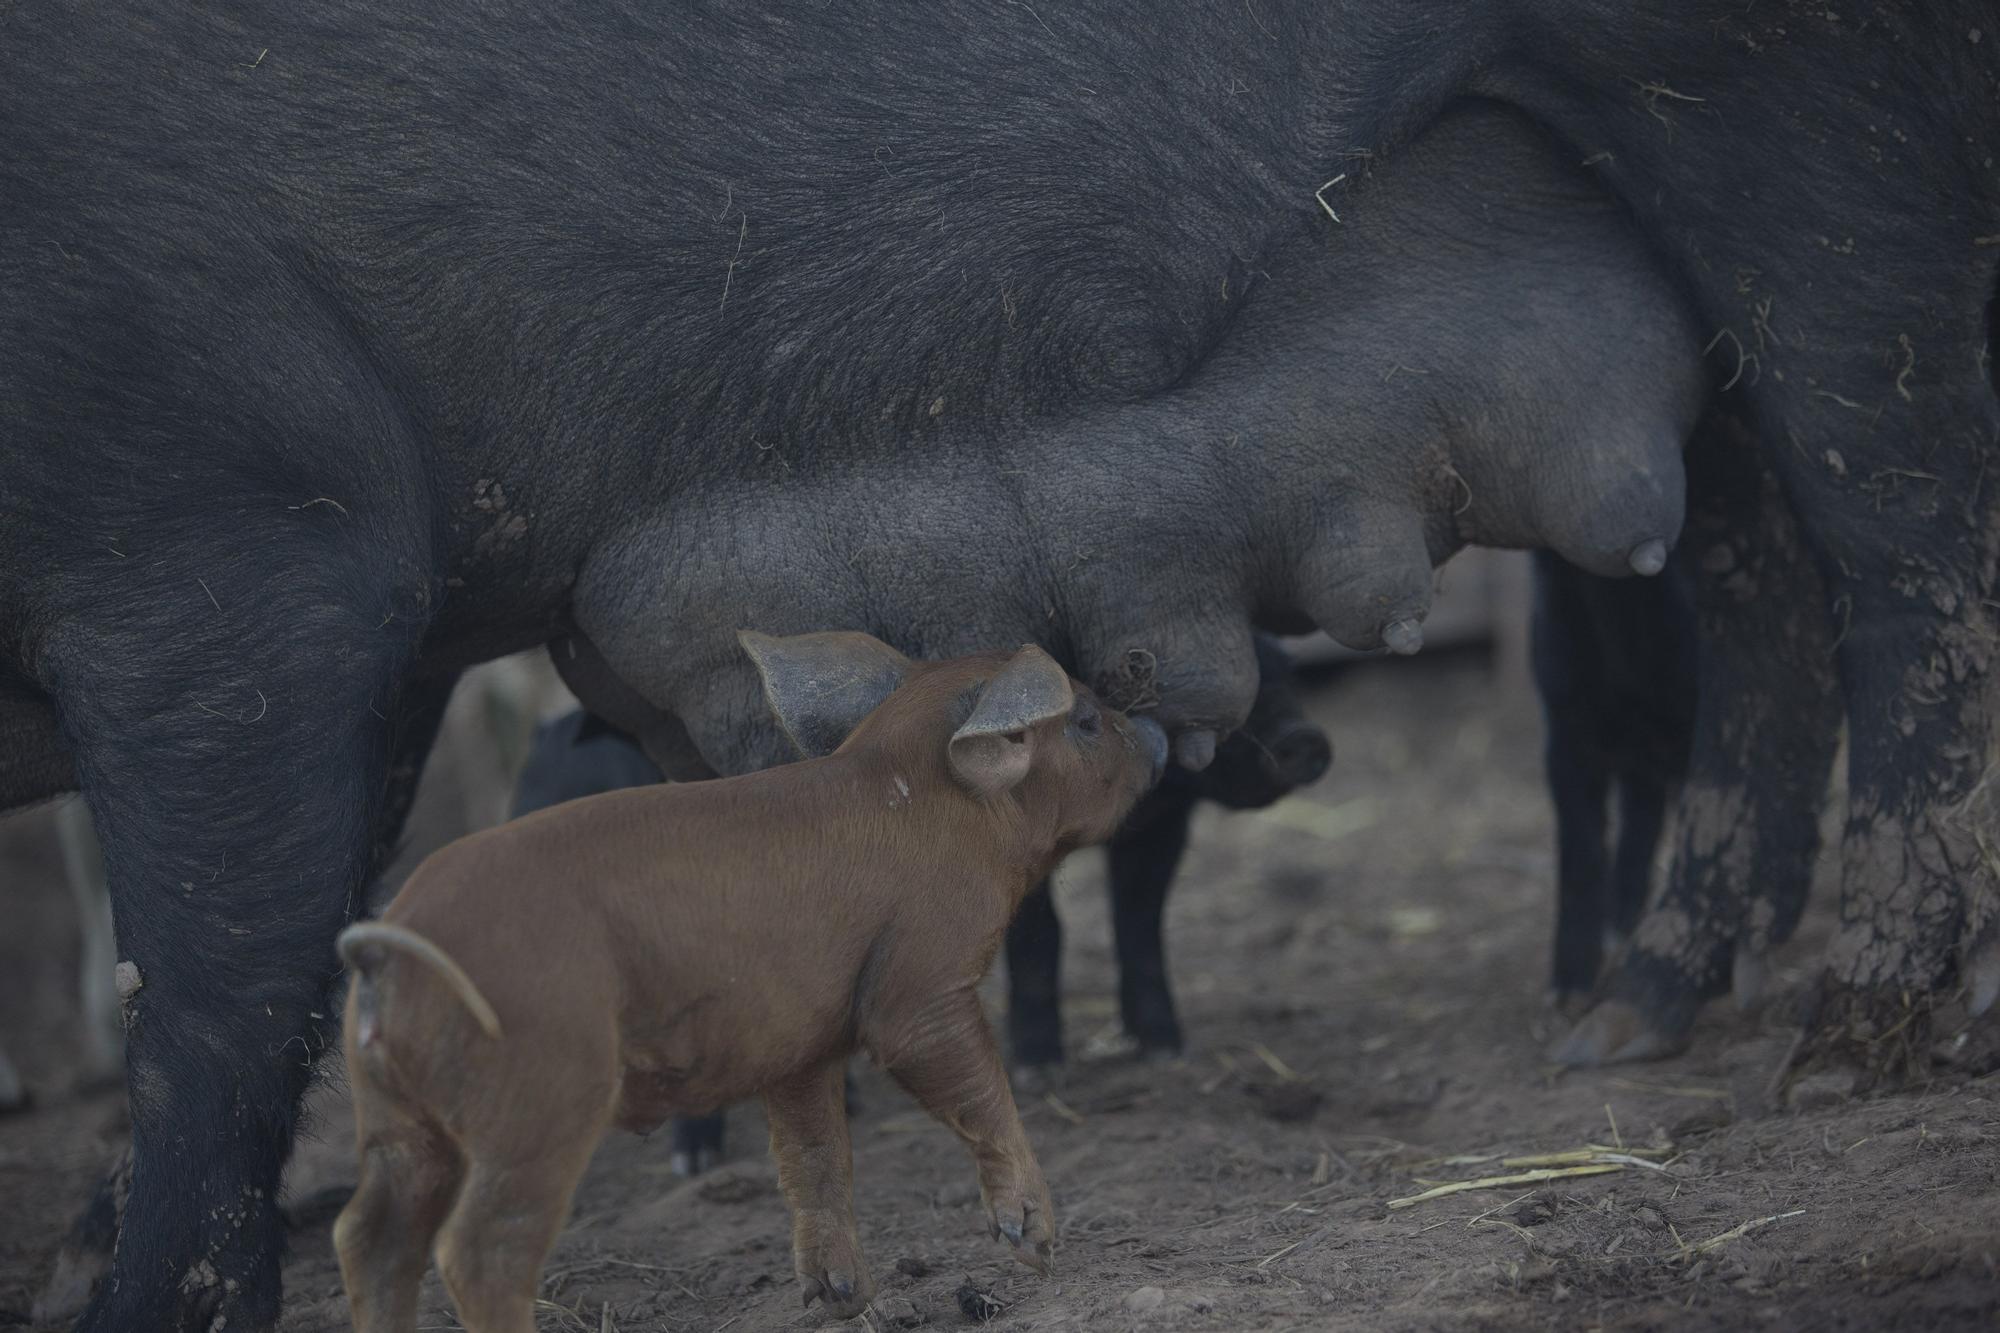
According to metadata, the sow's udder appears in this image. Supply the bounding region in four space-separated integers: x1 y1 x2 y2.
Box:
569 477 1284 777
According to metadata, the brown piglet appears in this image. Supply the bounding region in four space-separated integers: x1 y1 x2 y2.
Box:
332 630 1168 1331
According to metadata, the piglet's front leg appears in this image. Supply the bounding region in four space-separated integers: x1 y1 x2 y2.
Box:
766 1062 874 1318
885 988 1056 1272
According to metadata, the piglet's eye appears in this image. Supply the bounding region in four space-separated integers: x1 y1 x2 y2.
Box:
1072 701 1103 737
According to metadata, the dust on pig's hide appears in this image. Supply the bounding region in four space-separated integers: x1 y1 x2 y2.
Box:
565 105 1705 780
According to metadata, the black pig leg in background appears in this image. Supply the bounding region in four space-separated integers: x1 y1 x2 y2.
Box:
1108 798 1195 1056
1501 0 1999 1068
1609 772 1672 944
670 1114 726 1178
1558 413 1840 1064
1529 554 1616 1002
1544 742 1612 1002
666 1084 855 1178
1005 880 1066 1071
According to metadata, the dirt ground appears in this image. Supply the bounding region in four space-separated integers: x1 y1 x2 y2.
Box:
4 648 1999 1332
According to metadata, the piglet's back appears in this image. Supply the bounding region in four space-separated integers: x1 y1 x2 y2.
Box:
381 754 965 1024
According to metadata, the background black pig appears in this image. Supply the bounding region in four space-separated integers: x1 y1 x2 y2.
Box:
509 711 666 821
1529 551 1697 1006
1006 636 1331 1075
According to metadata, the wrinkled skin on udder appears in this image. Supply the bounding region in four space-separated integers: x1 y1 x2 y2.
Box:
565 104 1703 779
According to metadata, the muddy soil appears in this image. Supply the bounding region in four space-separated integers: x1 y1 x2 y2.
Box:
4 651 1998 1331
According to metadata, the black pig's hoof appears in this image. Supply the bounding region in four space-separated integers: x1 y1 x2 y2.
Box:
1127 1022 1184 1060
1007 1022 1065 1074
1009 1061 1063 1098
669 1112 726 1177
1549 998 1688 1066
0 1053 28 1116
1543 987 1593 1024
32 1150 128 1328
1121 984 1183 1058
1966 934 2000 1018
1730 949 1769 1012
1791 977 1939 1092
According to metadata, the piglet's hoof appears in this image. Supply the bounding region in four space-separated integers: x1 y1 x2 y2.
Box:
984 1186 1055 1274
1549 998 1688 1066
798 1226 873 1319
801 1269 872 1321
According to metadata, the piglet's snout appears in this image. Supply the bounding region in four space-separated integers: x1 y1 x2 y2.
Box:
1263 719 1331 789
1129 716 1170 788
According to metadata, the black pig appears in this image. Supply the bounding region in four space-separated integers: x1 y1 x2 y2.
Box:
509 710 666 820
1530 550 1697 1004
1006 635 1331 1072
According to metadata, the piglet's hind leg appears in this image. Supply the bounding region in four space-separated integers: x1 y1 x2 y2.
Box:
434 1141 597 1333
334 1126 460 1333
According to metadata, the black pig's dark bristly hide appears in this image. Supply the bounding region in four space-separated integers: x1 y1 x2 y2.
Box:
1 4 1995 1328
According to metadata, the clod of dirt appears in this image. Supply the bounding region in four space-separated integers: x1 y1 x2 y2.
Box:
695 1169 770 1204
895 1256 930 1280
1633 1204 1669 1232
877 1294 925 1328
1123 1285 1166 1314
1362 1076 1444 1119
1930 1021 2000 1076
1508 1194 1558 1228
1244 1078 1323 1123
1498 1256 1559 1292
1261 869 1327 905
954 1282 1004 1323
1787 1069 1858 1112
1668 1101 1733 1140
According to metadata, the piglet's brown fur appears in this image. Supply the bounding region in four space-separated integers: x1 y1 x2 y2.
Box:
333 631 1166 1332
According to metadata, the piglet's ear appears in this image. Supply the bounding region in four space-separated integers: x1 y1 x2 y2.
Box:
739 630 913 759
948 645 1075 798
